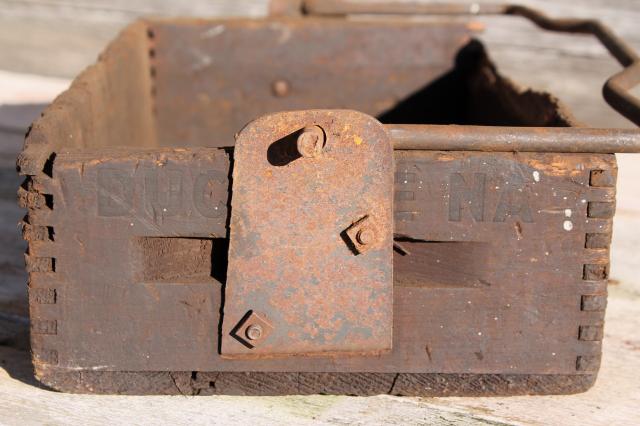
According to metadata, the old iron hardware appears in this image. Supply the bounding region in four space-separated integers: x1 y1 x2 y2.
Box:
221 110 394 358
231 311 274 348
296 125 325 158
345 215 382 255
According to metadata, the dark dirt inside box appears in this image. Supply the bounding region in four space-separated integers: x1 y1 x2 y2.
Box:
17 15 620 396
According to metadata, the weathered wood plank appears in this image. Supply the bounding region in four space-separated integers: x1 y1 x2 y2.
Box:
0 0 267 77
0 0 267 17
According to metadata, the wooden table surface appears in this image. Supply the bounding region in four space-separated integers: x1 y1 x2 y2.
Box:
0 1 639 424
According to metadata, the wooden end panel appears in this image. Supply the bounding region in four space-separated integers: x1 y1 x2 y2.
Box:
30 150 616 386
18 20 156 179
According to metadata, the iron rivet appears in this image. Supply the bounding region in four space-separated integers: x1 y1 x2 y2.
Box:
297 125 325 158
345 215 382 254
272 79 290 97
245 324 263 341
356 228 375 245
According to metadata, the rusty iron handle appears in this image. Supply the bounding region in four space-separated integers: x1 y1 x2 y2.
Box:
387 125 640 153
303 1 640 128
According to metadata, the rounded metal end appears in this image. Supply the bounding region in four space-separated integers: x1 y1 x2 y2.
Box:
296 125 325 158
245 324 263 341
356 227 376 246
272 79 290 97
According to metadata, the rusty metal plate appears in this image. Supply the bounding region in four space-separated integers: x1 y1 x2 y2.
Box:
221 110 393 358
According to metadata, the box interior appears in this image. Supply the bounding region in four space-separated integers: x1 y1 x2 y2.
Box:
33 18 574 154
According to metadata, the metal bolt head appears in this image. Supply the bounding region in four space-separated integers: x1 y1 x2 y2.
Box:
245 324 263 341
272 79 290 97
297 125 325 158
231 311 273 348
356 227 375 246
345 215 382 254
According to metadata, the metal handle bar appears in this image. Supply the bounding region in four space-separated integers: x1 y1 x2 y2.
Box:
304 1 640 129
387 124 640 153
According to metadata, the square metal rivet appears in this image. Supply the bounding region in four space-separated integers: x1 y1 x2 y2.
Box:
345 215 381 254
230 311 274 348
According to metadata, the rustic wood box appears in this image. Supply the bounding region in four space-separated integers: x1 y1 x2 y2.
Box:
17 14 618 395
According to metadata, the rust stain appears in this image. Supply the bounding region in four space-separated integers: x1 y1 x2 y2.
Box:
526 158 581 177
222 110 394 358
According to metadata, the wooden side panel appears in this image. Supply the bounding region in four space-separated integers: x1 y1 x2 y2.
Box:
17 21 156 177
150 18 471 147
31 370 597 396
26 148 229 380
28 149 615 382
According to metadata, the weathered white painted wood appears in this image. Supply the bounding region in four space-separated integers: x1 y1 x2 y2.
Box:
0 0 268 19
0 0 268 77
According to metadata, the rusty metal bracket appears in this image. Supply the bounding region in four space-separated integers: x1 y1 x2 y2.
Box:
303 1 640 128
222 110 394 358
